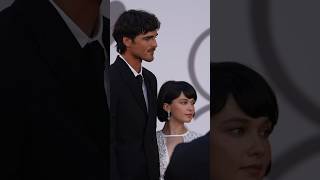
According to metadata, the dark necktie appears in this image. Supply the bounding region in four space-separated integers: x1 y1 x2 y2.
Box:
82 40 109 105
84 40 110 107
135 75 147 110
83 41 105 76
82 41 109 146
136 75 143 90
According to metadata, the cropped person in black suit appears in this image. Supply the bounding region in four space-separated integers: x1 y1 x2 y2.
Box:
164 133 209 180
0 0 110 179
110 9 161 180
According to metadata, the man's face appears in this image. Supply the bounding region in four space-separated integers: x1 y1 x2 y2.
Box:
211 95 272 180
125 30 158 62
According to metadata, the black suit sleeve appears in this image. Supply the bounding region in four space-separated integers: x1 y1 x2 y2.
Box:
164 133 210 180
163 143 184 180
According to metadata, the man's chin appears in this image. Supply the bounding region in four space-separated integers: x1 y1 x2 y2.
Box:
143 57 154 62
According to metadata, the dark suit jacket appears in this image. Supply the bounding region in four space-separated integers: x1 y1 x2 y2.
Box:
164 133 209 180
110 56 160 180
0 0 110 179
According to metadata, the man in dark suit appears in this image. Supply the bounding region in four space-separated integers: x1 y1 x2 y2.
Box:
110 10 161 180
0 0 110 179
164 133 209 180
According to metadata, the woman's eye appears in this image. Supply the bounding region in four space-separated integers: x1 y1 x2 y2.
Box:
260 128 272 138
180 101 188 105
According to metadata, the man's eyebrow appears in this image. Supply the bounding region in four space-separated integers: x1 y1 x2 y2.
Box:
144 35 153 38
144 34 158 38
221 117 250 125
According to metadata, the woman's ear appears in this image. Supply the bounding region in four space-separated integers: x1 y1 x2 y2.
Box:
163 103 170 112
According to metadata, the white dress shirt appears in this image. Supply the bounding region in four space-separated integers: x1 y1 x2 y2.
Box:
119 55 149 110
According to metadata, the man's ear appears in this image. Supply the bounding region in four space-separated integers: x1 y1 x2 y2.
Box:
123 37 132 48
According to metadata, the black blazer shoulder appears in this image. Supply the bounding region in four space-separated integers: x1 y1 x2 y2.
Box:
164 133 209 180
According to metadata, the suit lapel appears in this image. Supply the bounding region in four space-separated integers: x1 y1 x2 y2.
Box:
102 17 111 107
15 0 108 150
102 17 110 66
115 56 148 114
20 0 85 88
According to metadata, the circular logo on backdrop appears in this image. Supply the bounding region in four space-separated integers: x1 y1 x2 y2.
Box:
188 28 210 120
250 1 320 179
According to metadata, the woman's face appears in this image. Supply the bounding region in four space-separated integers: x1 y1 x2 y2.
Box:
165 92 195 123
211 95 272 180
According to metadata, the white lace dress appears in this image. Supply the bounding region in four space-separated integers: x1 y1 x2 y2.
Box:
156 130 202 180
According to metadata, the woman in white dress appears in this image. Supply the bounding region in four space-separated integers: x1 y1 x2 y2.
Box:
156 81 202 180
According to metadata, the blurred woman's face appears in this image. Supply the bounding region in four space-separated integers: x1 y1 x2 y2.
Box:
211 95 272 180
165 92 195 123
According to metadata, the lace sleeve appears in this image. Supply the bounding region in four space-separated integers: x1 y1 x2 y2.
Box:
156 131 169 180
184 130 202 143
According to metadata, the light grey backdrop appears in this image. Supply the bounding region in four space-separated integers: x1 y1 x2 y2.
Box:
213 0 320 179
110 0 210 134
0 0 13 11
0 0 209 135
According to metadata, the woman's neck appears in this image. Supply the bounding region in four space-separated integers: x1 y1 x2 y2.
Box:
162 120 188 135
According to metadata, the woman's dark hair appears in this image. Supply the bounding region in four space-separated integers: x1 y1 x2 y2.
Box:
211 62 278 177
157 81 197 122
211 62 279 128
112 9 161 54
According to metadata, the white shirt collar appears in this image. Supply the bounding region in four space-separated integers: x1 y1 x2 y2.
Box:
49 0 104 48
119 55 143 78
